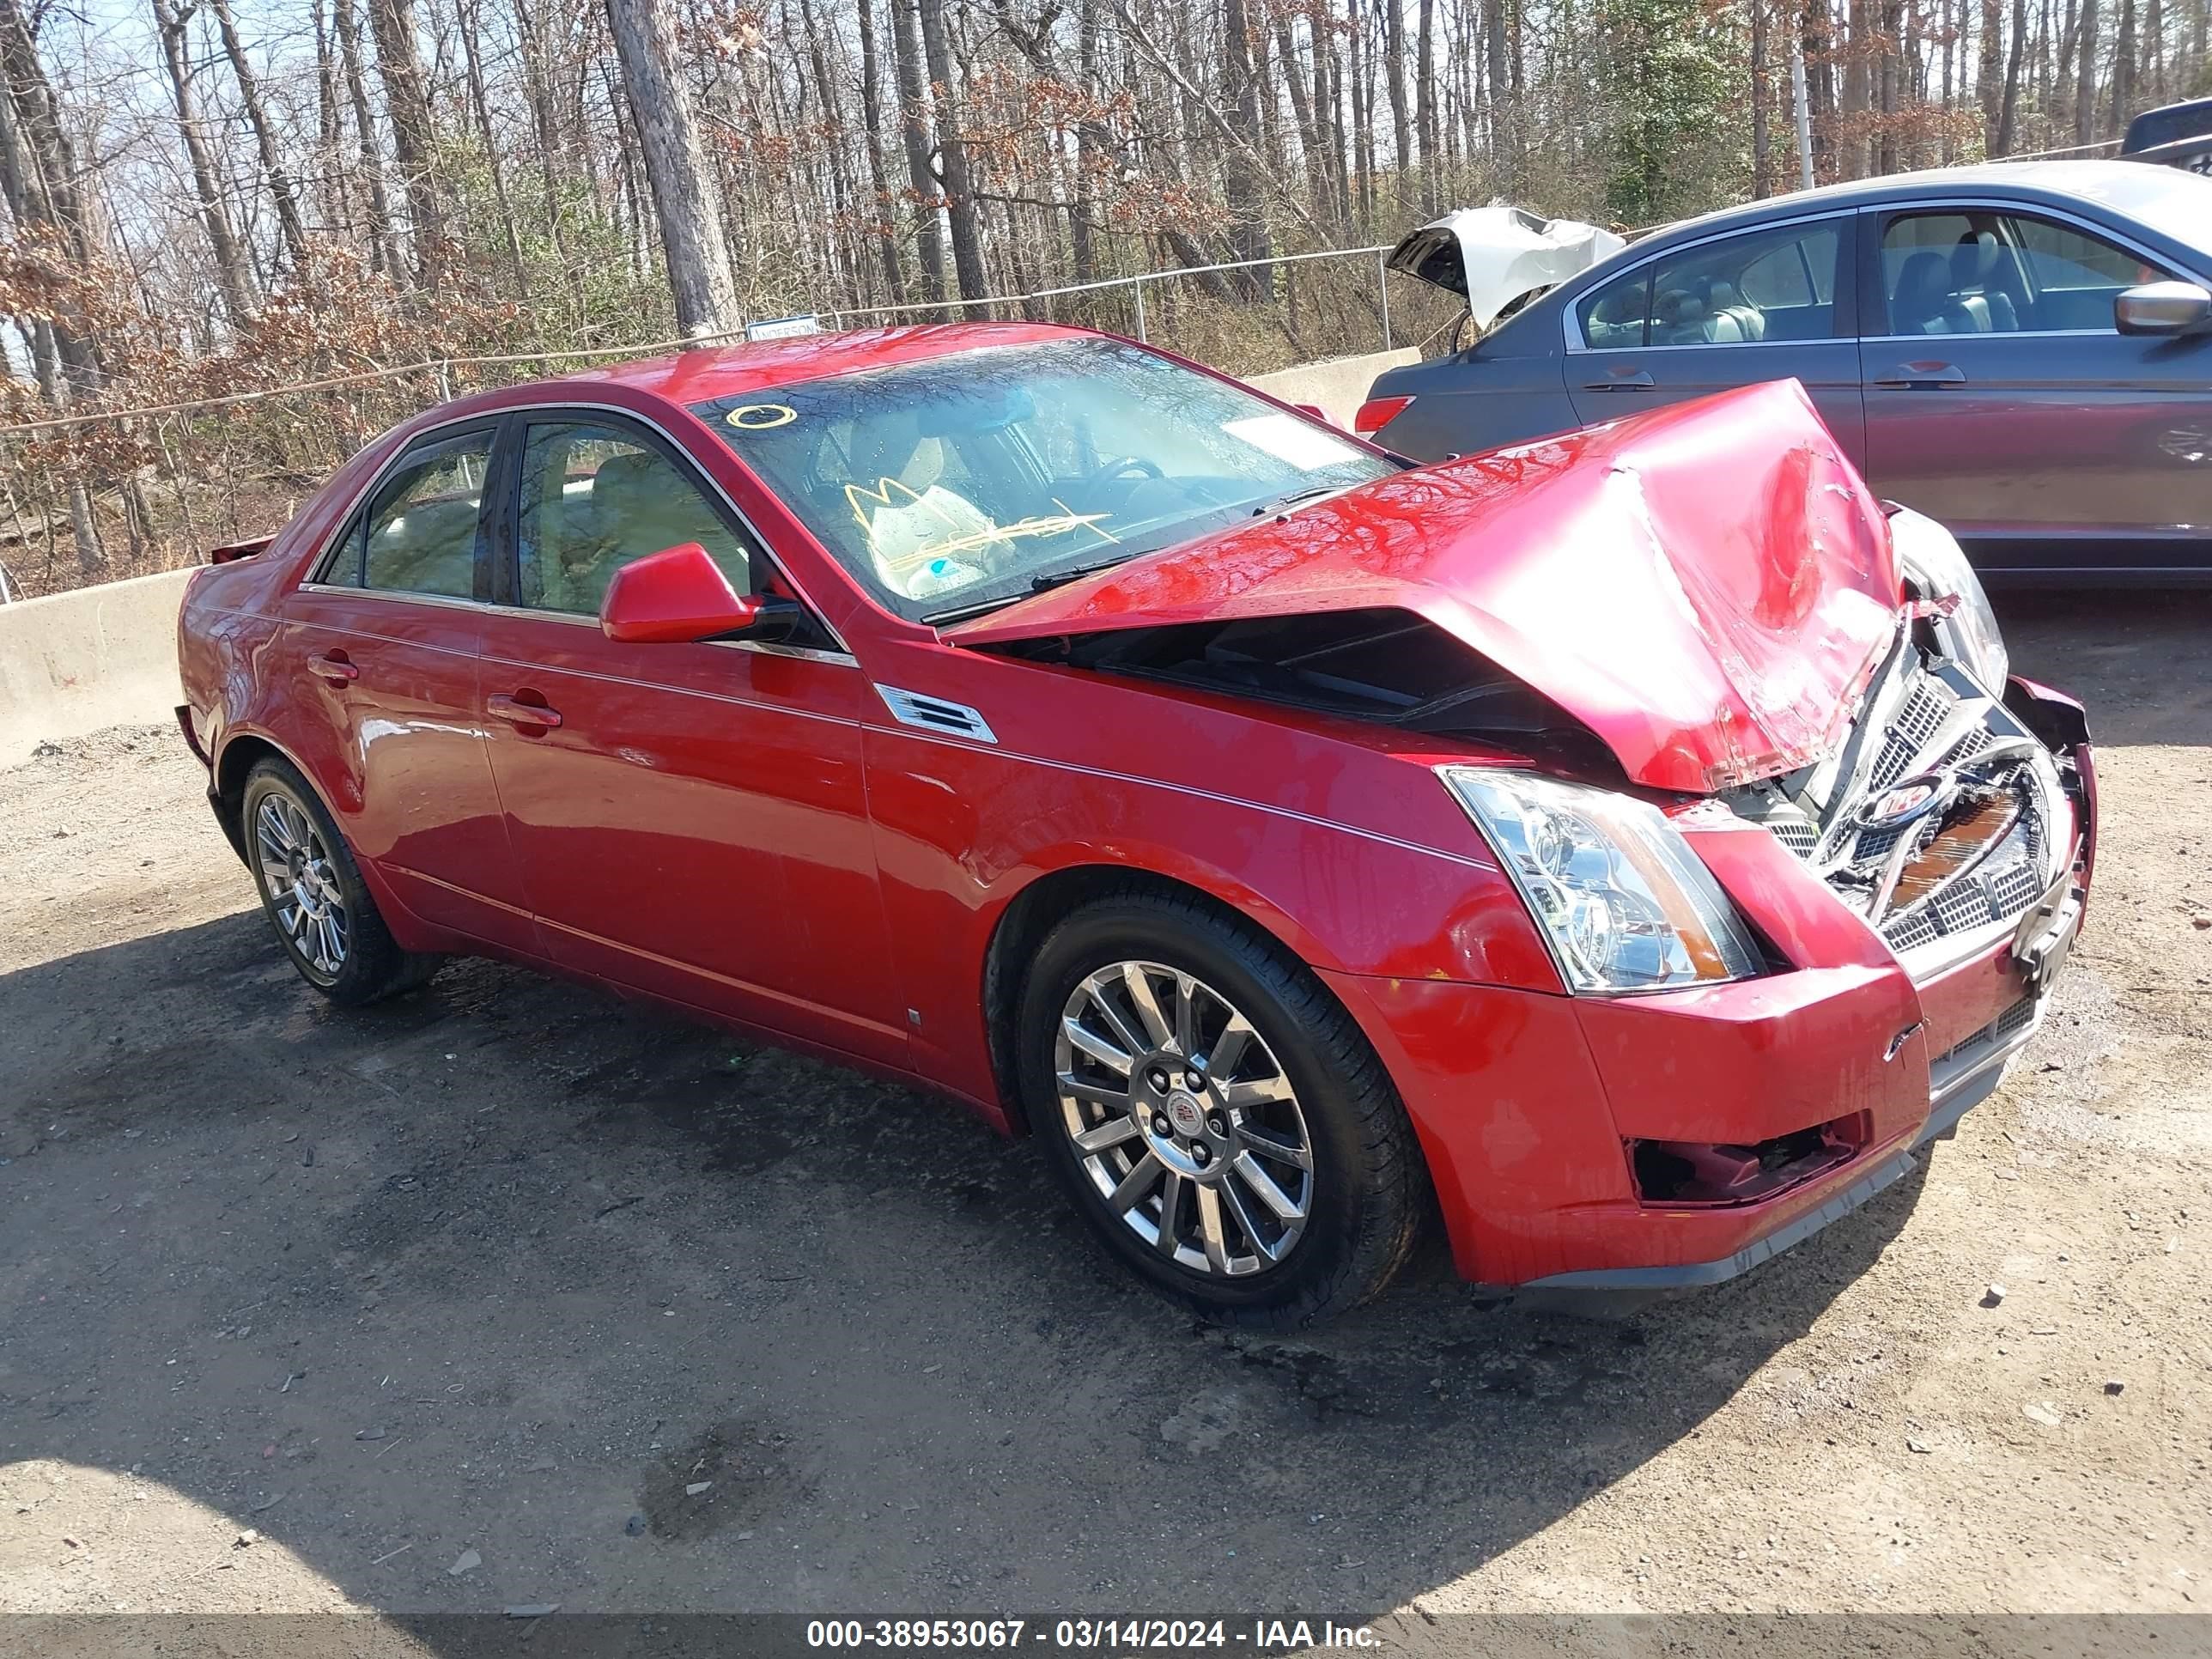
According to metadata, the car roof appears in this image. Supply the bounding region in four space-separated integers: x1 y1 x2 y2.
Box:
1627 159 2177 244
534 321 1089 405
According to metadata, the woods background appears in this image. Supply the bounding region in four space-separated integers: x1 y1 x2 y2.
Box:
1 0 2205 598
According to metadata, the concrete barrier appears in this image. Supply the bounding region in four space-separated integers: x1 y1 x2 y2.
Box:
1249 346 1419 428
0 349 1423 765
0 568 191 768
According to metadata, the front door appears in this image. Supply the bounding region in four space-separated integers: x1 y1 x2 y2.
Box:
1858 204 2212 575
279 422 535 953
1564 214 1868 462
475 412 908 1066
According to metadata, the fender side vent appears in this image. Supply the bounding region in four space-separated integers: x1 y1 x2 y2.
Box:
874 684 998 744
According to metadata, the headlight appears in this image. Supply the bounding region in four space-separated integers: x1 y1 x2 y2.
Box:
1890 507 2008 691
1439 767 1765 994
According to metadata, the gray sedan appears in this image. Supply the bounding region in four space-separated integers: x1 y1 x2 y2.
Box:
1359 161 2212 582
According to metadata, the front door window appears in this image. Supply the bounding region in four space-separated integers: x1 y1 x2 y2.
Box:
515 422 755 616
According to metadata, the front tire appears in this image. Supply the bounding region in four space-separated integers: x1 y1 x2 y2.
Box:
1019 888 1430 1328
240 757 440 1006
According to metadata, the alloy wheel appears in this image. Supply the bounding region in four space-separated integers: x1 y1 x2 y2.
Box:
254 793 349 980
1054 960 1316 1277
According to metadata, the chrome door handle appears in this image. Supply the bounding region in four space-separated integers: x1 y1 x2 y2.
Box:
1583 368 1656 390
487 692 563 731
1874 361 1967 388
308 651 359 685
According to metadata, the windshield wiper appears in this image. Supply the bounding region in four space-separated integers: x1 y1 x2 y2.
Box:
1028 552 1137 592
1251 483 1357 518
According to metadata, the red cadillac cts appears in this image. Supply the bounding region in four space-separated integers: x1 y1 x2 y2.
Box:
176 325 2095 1326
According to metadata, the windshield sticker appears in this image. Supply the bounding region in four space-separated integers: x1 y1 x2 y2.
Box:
725 403 797 430
1222 413 1361 471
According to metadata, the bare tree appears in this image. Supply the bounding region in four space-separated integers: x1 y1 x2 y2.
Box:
150 0 258 322
367 0 448 285
207 0 313 271
605 0 738 336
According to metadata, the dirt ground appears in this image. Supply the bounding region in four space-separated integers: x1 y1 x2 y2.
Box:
1 591 2207 1634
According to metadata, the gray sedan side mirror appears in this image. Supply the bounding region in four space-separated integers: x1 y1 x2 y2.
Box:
2114 281 2212 337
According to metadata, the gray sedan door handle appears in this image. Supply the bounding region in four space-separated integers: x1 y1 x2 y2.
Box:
1583 368 1656 390
1873 361 1967 388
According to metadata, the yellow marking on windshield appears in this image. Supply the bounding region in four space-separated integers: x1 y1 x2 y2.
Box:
726 403 797 429
843 479 1121 568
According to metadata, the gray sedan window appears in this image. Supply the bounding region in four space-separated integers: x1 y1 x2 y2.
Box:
1879 210 2172 336
1576 221 1844 349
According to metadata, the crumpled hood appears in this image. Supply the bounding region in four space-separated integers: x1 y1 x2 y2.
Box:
946 380 1903 794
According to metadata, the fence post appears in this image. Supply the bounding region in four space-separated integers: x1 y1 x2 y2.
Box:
1132 276 1147 343
1376 250 1392 351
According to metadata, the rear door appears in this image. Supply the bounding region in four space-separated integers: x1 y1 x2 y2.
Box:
1858 202 2212 575
1564 213 1867 462
474 410 908 1066
279 422 534 952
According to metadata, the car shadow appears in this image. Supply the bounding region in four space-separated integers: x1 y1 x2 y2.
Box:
3 906 1926 1628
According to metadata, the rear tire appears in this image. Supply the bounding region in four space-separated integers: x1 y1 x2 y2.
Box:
1019 886 1430 1328
240 757 441 1006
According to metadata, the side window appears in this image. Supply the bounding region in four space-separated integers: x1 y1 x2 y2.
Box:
1577 222 1842 349
1577 269 1651 349
353 430 493 599
1881 210 2169 336
2007 214 2165 297
516 422 754 617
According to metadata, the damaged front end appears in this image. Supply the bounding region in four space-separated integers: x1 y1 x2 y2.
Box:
1718 508 2091 982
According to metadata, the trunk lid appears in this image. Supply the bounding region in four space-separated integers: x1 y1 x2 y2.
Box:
1384 204 1627 332
945 380 1902 795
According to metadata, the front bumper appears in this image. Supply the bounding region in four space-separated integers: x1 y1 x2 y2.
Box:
1323 680 2095 1291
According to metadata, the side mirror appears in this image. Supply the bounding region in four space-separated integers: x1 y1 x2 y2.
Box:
1291 401 1337 427
2114 280 2212 337
599 543 797 645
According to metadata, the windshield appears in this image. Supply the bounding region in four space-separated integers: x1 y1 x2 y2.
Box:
690 337 1394 622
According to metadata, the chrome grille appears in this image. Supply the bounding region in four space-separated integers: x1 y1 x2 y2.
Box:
1883 910 1939 951
1935 881 1995 934
1732 647 2068 966
1989 860 2039 920
1854 823 1904 861
1870 680 1954 788
1770 819 1818 858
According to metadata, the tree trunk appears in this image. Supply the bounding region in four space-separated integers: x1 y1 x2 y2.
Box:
458 0 532 297
514 0 569 259
856 0 909 304
1416 0 1439 213
2108 0 2135 130
1382 0 1413 205
890 0 949 315
1752 0 1771 193
915 0 988 306
206 0 312 271
2074 0 2100 142
1222 0 1273 289
1482 0 1513 188
367 0 448 287
605 0 740 337
1979 0 2004 153
150 0 258 323
310 0 346 235
1840 0 1874 177
331 0 398 280
1998 0 2028 150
